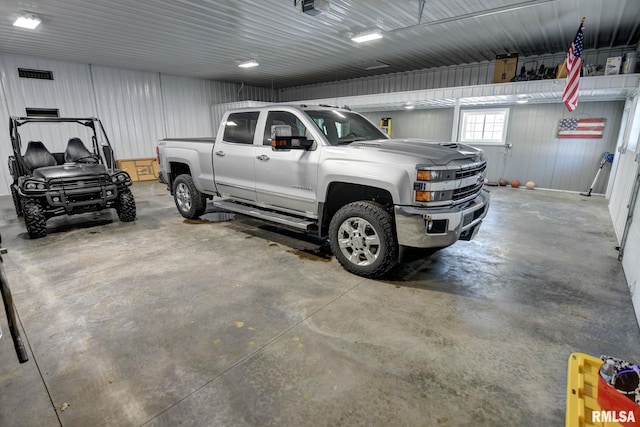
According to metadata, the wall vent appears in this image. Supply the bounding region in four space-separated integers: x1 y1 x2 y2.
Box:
25 108 60 117
18 68 54 80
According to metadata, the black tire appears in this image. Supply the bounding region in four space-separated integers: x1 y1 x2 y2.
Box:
173 174 206 219
116 188 137 222
11 186 22 217
21 199 47 239
329 201 398 278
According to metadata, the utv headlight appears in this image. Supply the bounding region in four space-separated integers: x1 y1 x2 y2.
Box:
112 173 128 183
24 180 46 191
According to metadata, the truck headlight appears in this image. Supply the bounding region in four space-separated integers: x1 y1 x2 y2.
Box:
415 191 432 202
26 182 36 190
415 189 453 203
417 170 439 181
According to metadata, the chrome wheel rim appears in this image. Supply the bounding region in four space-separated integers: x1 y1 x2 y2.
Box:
337 217 381 266
175 183 192 211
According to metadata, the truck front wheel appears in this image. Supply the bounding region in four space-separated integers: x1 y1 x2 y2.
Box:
329 201 398 278
173 174 206 219
21 199 47 239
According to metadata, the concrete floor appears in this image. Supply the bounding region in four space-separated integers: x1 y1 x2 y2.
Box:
0 181 638 426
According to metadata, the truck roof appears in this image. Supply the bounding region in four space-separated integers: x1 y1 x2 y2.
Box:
224 104 352 114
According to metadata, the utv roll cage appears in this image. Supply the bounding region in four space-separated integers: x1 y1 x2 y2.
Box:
8 117 117 178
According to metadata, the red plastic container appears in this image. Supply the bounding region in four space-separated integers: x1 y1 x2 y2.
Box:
597 375 640 427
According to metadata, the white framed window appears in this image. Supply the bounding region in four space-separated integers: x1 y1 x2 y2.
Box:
460 108 509 144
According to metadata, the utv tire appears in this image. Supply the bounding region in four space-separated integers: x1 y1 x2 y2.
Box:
329 201 398 278
173 174 206 219
11 186 22 217
116 189 137 222
21 199 47 239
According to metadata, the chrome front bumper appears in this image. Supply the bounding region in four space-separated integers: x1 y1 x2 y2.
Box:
394 189 490 248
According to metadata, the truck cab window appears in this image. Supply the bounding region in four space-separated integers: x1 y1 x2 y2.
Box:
224 112 259 144
263 111 307 145
306 110 387 145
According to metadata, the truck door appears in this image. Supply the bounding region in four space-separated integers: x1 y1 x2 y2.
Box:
212 111 259 202
254 111 319 215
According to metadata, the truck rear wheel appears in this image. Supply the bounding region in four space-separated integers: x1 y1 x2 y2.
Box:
173 174 206 219
329 201 398 278
21 199 47 239
116 189 137 222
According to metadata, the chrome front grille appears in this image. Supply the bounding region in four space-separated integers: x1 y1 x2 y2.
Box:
455 161 487 179
453 182 484 202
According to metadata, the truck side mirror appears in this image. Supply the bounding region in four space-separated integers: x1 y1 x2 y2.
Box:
271 125 313 151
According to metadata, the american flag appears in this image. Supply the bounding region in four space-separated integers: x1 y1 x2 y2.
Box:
562 21 584 112
557 118 606 138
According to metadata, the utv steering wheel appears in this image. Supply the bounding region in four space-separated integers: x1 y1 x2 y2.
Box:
73 155 100 164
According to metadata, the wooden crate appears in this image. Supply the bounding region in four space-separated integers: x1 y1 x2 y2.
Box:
116 158 159 182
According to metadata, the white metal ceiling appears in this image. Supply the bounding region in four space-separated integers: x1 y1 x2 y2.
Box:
0 0 638 89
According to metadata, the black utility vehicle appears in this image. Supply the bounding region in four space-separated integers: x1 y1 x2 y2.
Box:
8 117 136 238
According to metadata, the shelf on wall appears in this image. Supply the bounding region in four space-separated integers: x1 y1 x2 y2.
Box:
301 74 640 112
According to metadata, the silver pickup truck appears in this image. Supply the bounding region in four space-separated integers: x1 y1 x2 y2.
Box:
157 104 490 278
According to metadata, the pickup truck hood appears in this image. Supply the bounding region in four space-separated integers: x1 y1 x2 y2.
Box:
33 163 109 179
348 138 484 166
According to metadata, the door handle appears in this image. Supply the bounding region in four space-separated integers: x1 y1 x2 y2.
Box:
215 151 225 157
256 155 270 161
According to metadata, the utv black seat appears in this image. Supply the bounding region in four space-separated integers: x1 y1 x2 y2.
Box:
65 138 97 163
23 141 57 171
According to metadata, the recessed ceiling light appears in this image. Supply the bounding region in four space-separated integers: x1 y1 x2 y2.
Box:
351 29 383 43
405 104 415 110
516 99 529 104
238 60 259 68
13 13 41 30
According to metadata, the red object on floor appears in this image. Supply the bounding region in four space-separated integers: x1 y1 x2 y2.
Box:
511 180 520 188
597 375 640 427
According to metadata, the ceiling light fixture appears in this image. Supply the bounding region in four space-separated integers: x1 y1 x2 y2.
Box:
13 13 41 30
405 104 416 110
516 99 529 104
351 29 383 43
238 60 259 68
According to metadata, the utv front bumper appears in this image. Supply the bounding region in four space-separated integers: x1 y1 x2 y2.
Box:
20 175 122 215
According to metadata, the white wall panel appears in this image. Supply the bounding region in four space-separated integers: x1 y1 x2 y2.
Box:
161 75 215 138
622 174 640 327
362 109 453 141
0 53 97 154
365 102 623 193
499 102 623 193
0 53 99 195
0 70 13 195
91 66 165 159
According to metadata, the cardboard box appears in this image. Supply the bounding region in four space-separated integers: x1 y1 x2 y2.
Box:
605 56 622 75
493 53 519 83
116 158 159 182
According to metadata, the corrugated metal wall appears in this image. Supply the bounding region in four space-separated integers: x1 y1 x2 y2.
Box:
491 102 622 193
0 53 277 196
91 65 166 159
362 109 454 141
280 48 633 101
365 102 623 194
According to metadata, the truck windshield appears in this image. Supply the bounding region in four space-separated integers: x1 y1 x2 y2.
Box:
305 110 388 145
